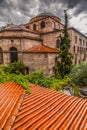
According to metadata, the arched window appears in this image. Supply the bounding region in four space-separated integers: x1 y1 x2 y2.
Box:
26 26 29 29
0 47 3 64
33 24 36 30
10 47 18 63
58 24 60 30
52 22 55 29
41 21 45 28
56 39 60 48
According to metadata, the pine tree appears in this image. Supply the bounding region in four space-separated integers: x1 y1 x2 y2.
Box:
55 10 72 78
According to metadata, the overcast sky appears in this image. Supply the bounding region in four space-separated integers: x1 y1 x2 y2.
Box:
0 0 87 36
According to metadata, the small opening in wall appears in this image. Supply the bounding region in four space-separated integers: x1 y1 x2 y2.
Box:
26 26 29 29
41 21 45 28
11 39 14 43
33 24 36 30
56 39 60 48
25 67 29 74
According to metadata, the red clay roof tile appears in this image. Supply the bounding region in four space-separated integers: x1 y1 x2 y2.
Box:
12 84 87 130
24 45 58 53
1 25 40 34
0 82 25 129
0 83 87 130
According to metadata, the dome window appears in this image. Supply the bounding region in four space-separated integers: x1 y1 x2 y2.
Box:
26 26 29 29
56 39 60 48
33 24 36 30
41 21 45 28
52 22 55 29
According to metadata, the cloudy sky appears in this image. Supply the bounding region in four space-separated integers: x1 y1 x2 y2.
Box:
0 0 87 36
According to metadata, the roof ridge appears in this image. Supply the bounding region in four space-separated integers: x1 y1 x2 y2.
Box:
3 91 25 129
24 45 58 53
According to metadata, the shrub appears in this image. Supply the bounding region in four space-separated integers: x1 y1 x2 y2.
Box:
51 82 63 92
39 77 58 88
26 71 44 84
4 62 27 74
73 87 80 96
0 65 31 94
69 62 87 88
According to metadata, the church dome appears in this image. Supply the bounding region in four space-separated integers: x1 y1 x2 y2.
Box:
30 12 61 23
36 12 54 17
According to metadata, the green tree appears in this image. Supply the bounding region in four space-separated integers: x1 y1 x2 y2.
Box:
69 62 87 88
56 10 72 78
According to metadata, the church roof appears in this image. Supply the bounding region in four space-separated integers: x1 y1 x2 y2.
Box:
24 45 58 53
30 12 61 23
36 12 54 17
0 82 87 129
1 25 39 34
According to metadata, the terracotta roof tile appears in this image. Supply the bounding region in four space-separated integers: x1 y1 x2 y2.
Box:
1 25 40 34
24 45 58 53
12 84 87 130
0 82 25 129
0 83 87 130
0 35 42 41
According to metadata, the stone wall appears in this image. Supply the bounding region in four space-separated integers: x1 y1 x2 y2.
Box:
41 31 62 48
0 30 40 38
23 52 57 75
0 38 42 64
28 17 64 33
68 29 87 64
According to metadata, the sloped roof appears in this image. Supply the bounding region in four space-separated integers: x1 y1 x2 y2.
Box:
0 82 87 130
0 25 40 34
24 45 58 53
0 82 25 130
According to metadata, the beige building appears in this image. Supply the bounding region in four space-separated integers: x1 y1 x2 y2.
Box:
0 12 87 75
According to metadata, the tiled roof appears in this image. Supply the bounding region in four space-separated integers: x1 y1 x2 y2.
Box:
24 45 58 53
0 25 40 34
0 82 25 130
0 83 87 130
0 35 42 41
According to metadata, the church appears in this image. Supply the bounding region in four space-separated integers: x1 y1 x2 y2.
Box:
0 12 87 75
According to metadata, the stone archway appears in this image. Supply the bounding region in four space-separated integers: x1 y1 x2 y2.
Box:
10 47 18 63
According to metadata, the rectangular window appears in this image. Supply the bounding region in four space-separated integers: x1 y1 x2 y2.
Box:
75 36 77 44
77 47 79 53
83 40 85 46
86 42 87 46
79 38 82 45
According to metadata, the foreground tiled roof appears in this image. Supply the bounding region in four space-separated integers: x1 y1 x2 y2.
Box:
24 45 58 53
0 82 25 130
0 83 87 130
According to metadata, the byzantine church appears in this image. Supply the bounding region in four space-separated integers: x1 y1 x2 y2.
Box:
0 12 87 75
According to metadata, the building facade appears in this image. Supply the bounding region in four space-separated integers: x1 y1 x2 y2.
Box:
0 12 87 75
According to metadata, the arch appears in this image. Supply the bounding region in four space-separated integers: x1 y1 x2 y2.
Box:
33 24 36 30
52 22 55 29
56 39 60 48
41 21 45 28
58 24 60 30
10 47 18 63
0 47 3 64
25 67 29 74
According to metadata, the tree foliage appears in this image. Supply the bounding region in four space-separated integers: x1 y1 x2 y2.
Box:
0 63 31 94
69 62 87 88
56 10 72 78
4 62 27 74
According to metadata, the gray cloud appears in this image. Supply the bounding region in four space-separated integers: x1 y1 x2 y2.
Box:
0 0 87 36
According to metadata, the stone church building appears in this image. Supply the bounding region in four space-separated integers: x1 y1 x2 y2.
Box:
0 12 87 75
